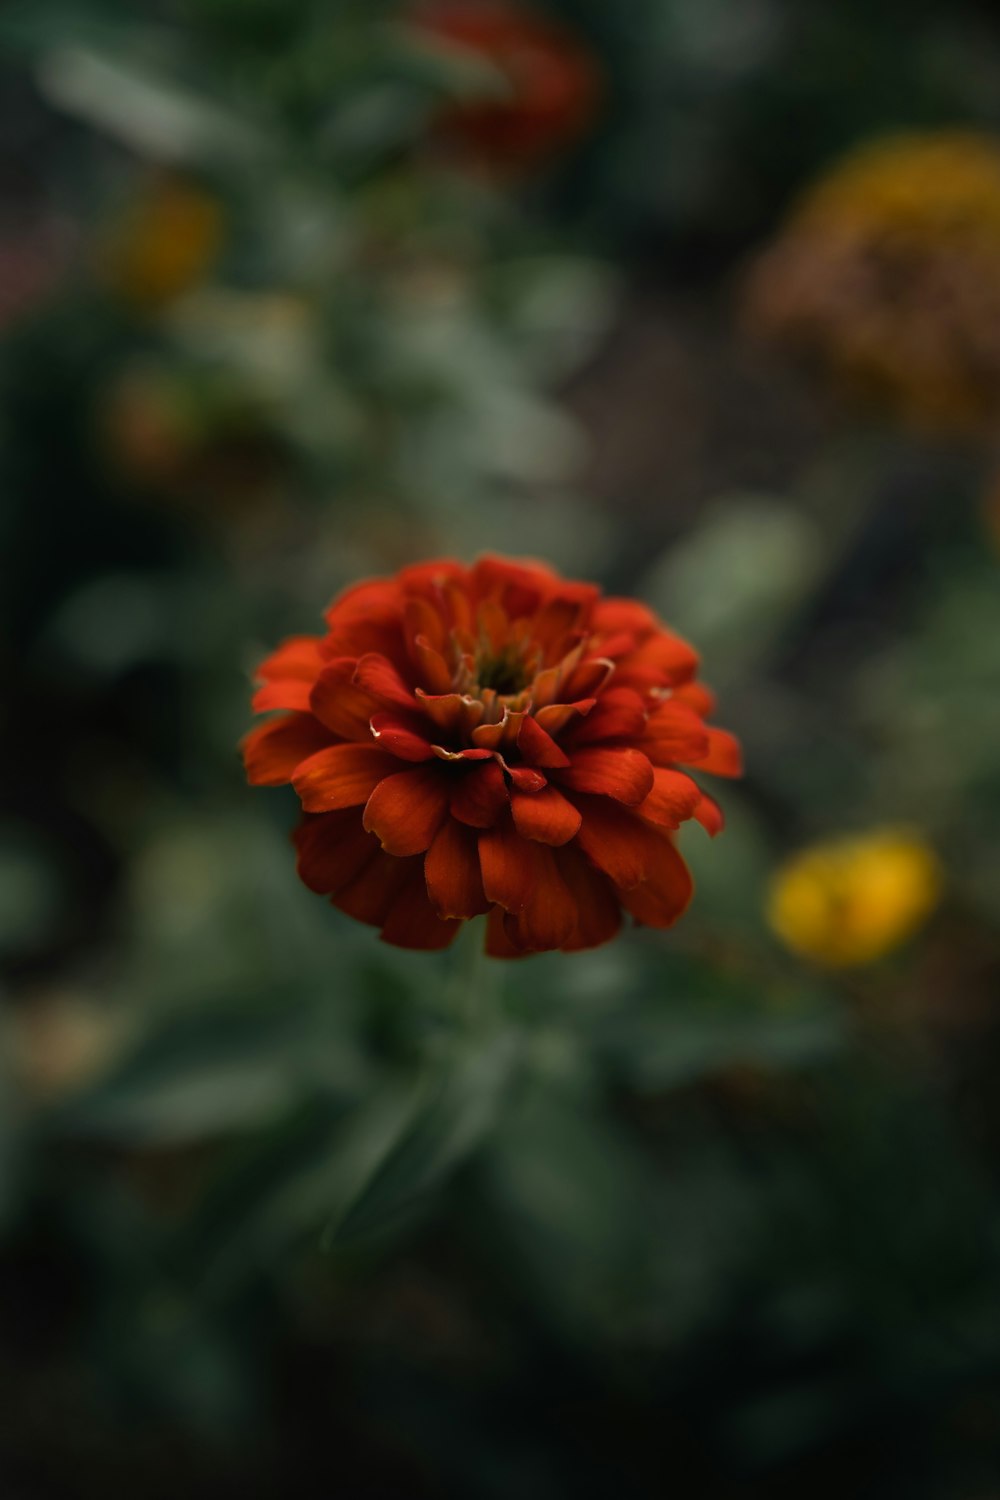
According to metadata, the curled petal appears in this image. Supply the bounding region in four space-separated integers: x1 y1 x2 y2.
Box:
432 745 493 762
533 697 596 736
417 689 485 737
554 747 654 805
561 656 615 701
507 766 547 793
242 714 331 786
472 707 526 752
370 713 434 762
362 765 450 856
293 744 393 812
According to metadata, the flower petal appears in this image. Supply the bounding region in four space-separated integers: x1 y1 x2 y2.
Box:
252 679 313 714
556 844 622 951
572 797 650 889
241 713 331 786
673 680 717 717
624 630 699 684
637 768 702 830
353 652 418 712
590 596 659 637
511 784 581 846
292 744 393 812
255 635 325 683
333 848 412 927
507 766 547 793
293 811 380 895
310 660 380 739
619 838 694 928
451 758 508 827
479 816 542 912
533 697 596 735
640 702 710 766
362 765 450 856
561 656 615 701
425 819 492 919
504 846 576 951
554 747 654 805
517 713 570 768
417 689 485 737
485 905 527 959
369 713 434 762
380 864 461 950
695 727 743 778
692 791 725 836
566 687 648 746
403 596 448 656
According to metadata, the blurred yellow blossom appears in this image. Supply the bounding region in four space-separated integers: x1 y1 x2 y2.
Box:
745 131 1000 435
100 175 224 309
768 830 941 967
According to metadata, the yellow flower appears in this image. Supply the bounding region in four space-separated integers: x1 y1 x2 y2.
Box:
744 130 1000 435
767 830 941 967
100 176 224 310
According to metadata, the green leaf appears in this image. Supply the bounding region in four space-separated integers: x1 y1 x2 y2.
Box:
330 1026 520 1243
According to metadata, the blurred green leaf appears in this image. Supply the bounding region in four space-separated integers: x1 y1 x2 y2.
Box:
332 1025 520 1243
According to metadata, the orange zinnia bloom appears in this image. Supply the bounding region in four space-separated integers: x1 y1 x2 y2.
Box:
242 556 741 956
408 0 601 171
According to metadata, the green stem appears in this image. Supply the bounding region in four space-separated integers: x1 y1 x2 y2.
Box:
452 918 503 1033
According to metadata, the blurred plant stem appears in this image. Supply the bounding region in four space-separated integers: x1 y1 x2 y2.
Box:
451 923 505 1035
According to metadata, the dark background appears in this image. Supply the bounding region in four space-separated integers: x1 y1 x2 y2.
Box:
2 1 1000 1496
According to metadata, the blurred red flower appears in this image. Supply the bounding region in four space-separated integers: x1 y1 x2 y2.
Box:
408 0 601 170
243 556 740 957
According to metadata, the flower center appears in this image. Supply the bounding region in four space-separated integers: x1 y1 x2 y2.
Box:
474 644 531 698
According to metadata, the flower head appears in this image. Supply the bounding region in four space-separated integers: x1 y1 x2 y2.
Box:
768 830 941 968
408 0 601 172
744 130 1000 434
243 556 740 956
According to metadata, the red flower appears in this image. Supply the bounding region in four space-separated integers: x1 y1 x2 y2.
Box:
408 0 601 171
242 556 741 957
